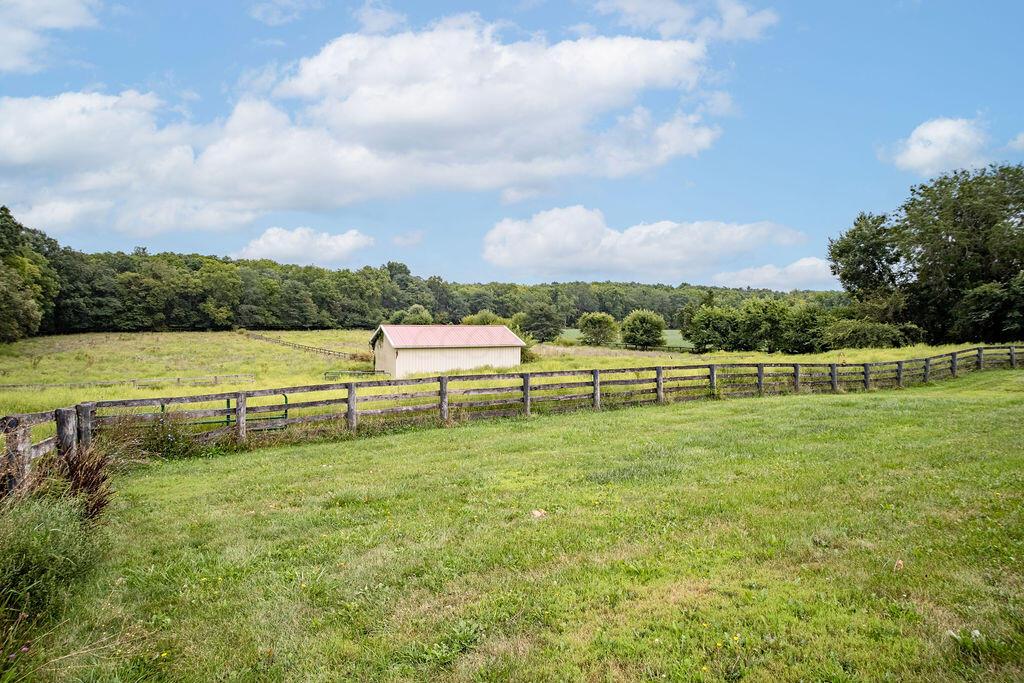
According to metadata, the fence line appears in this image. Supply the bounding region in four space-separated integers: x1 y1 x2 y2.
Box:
1 345 1018 495
245 332 360 359
0 373 255 391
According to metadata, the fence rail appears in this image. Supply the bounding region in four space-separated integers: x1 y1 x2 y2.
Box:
1 345 1018 495
246 332 359 359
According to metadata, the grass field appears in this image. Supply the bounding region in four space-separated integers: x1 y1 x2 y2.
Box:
560 328 692 347
24 369 1024 681
0 330 990 418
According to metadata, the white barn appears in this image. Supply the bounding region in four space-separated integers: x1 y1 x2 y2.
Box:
370 324 526 378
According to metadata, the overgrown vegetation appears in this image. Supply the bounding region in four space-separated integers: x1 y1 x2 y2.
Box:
26 370 1024 680
0 447 112 677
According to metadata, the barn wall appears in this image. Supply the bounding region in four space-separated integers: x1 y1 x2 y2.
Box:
393 346 521 378
374 335 397 376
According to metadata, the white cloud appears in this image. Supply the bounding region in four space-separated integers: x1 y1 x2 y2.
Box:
500 187 543 204
236 226 374 265
1009 132 1024 152
391 230 424 247
483 205 803 278
0 0 99 73
14 198 112 233
354 1 407 34
595 0 695 38
595 0 777 41
248 0 322 26
713 257 838 290
889 117 988 176
0 12 745 235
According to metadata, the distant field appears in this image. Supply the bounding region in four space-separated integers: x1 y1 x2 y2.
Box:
560 327 691 347
33 370 1024 680
0 330 992 416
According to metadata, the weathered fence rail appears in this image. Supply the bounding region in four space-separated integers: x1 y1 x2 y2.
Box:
246 332 359 359
1 345 1018 494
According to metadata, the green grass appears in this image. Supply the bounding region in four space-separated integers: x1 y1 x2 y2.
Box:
29 369 1024 681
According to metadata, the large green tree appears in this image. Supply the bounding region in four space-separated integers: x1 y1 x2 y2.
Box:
829 165 1024 342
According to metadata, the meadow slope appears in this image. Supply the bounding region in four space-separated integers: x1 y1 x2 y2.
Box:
30 370 1024 681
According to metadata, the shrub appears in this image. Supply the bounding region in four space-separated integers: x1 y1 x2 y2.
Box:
577 312 618 346
735 298 791 352
461 310 506 325
390 304 433 324
621 309 666 349
687 306 740 353
521 302 562 343
821 319 909 349
780 303 832 354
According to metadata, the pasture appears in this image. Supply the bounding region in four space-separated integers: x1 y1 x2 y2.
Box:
24 369 1024 680
0 330 981 417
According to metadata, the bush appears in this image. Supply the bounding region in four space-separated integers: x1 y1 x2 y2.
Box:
688 306 740 353
577 312 618 346
735 298 791 352
821 319 910 349
461 310 506 325
521 302 562 343
621 309 666 348
389 304 433 324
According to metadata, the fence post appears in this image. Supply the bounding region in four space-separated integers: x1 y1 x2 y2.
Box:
830 363 839 392
76 403 94 450
522 373 532 416
439 376 449 422
976 347 984 371
592 369 601 410
346 383 358 430
55 407 77 460
924 357 931 383
793 364 801 393
756 364 764 396
2 417 29 494
708 364 717 396
863 363 871 390
951 352 959 378
1012 346 1018 369
235 392 247 442
896 360 904 388
655 367 665 403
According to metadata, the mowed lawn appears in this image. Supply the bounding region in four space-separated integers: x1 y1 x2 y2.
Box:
37 370 1024 681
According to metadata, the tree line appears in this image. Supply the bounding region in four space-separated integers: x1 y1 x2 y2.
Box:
3 164 1019 348
0 205 837 344
677 165 1024 352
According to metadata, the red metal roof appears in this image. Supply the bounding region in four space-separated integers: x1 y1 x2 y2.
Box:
372 324 526 349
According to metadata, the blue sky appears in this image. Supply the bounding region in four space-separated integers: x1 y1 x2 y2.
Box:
2 1 1022 289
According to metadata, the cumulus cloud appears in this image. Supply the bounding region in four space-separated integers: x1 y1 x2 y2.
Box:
0 11 748 235
889 117 988 176
0 0 99 72
483 205 803 278
354 0 407 34
713 257 838 290
595 0 777 41
248 0 322 26
1009 132 1024 151
236 226 374 265
14 198 113 233
391 230 424 247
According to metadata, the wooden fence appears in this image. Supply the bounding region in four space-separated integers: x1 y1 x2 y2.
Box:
1 345 1018 494
246 332 359 359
